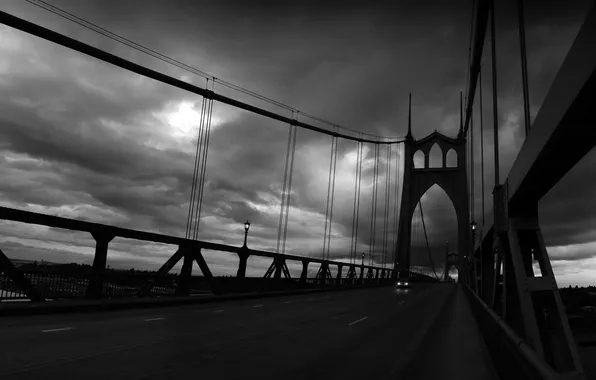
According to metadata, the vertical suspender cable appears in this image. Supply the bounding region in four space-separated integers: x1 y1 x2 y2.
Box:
277 114 295 253
282 121 298 255
194 94 214 239
383 144 391 268
185 96 207 239
350 139 363 265
190 92 209 240
373 143 380 264
480 66 485 225
369 142 380 266
490 0 500 185
323 130 338 260
353 137 364 264
517 0 531 136
325 133 339 261
392 143 400 270
471 107 475 224
322 134 335 259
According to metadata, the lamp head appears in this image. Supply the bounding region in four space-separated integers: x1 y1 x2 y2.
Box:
471 221 477 232
244 220 251 233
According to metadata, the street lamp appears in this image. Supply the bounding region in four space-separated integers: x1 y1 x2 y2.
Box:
361 252 365 266
243 220 251 248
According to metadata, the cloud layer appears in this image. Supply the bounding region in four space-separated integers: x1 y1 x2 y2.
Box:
0 0 594 286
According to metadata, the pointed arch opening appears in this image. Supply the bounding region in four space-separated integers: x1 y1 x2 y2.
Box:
429 143 443 168
446 149 458 168
413 150 425 168
446 266 458 282
409 184 458 278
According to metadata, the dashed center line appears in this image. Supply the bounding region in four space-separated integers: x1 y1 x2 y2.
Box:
144 318 165 322
253 304 264 308
348 317 368 326
213 310 224 313
284 301 292 304
41 327 73 333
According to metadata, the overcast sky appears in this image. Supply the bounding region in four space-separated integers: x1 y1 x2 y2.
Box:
0 0 594 285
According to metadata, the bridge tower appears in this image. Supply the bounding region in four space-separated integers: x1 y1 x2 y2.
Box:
444 241 459 281
394 94 470 283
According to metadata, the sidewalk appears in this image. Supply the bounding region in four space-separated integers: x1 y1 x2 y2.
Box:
400 285 499 379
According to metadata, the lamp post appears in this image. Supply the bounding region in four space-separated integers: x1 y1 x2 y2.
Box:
242 220 251 248
361 252 365 267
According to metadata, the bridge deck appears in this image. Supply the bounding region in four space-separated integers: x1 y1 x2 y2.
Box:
401 285 498 379
0 284 496 379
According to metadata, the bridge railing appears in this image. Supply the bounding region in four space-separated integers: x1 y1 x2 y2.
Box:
0 206 393 302
462 285 576 380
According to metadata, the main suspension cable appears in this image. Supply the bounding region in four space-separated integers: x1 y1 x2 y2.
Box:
23 0 405 143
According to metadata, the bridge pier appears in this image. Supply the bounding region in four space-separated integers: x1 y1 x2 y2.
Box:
336 264 343 285
300 260 308 284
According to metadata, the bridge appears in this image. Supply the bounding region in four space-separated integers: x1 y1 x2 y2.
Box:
0 1 595 379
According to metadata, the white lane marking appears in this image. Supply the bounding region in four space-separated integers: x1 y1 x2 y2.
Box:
144 318 165 322
284 301 292 304
213 310 224 313
41 327 73 333
349 317 369 326
253 304 264 308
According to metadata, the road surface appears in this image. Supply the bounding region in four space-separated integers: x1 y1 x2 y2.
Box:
0 283 495 379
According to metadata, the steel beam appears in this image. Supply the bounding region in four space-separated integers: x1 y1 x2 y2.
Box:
506 4 596 210
137 246 184 297
0 206 386 273
0 248 45 302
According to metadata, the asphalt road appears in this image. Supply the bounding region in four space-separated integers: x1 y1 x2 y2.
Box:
0 284 459 379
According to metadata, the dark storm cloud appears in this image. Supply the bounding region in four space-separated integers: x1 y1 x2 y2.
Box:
0 0 593 281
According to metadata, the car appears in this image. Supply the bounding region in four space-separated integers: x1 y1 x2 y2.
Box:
396 278 411 289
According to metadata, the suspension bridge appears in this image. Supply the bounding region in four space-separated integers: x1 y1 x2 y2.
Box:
0 0 595 379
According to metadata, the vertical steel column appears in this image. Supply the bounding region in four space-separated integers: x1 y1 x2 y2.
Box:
86 231 114 298
176 250 194 295
300 260 309 284
236 249 249 279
